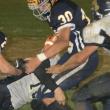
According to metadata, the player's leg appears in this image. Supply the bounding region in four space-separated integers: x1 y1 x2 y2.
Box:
103 98 110 110
75 101 94 110
73 72 110 110
72 78 96 110
0 84 14 110
73 85 94 110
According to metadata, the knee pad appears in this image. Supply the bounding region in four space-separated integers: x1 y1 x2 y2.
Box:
73 86 92 102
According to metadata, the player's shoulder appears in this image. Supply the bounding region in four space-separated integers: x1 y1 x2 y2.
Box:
51 0 79 15
49 0 82 30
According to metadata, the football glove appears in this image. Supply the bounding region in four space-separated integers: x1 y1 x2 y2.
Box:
16 58 26 73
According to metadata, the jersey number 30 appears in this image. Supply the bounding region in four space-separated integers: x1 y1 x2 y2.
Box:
58 11 73 24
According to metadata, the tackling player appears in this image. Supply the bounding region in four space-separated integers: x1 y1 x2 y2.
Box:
46 0 110 76
74 1 110 110
46 0 110 110
25 0 99 109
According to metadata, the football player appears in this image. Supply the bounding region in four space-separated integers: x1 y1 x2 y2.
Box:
0 36 66 110
54 0 110 110
25 0 99 109
0 31 21 75
46 0 110 76
75 0 110 110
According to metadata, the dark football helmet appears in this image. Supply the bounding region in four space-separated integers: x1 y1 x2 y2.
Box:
97 0 110 15
0 31 7 50
27 0 58 21
91 0 110 20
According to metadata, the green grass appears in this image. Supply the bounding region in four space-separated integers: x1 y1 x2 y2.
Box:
0 0 52 38
0 0 110 110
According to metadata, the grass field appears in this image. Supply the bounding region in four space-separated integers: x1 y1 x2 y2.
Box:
0 0 110 110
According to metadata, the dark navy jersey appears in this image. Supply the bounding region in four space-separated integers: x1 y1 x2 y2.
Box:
48 0 90 54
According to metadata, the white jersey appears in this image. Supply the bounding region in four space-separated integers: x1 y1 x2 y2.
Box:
83 15 110 47
7 73 41 109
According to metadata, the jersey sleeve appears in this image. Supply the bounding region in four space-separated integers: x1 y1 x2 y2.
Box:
75 8 90 31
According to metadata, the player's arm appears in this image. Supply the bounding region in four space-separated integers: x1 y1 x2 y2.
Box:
33 59 65 105
46 46 98 74
60 46 98 71
0 54 21 75
38 27 70 59
25 27 70 74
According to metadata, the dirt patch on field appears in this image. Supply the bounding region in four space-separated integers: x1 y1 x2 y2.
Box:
4 36 46 60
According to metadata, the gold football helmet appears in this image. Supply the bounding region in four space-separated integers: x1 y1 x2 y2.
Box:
27 0 55 21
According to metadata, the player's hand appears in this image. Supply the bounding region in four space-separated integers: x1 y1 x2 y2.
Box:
54 87 66 105
15 58 26 74
24 57 41 74
46 64 64 74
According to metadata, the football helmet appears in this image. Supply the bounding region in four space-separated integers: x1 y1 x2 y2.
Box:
27 0 57 21
92 0 110 20
97 0 110 15
0 31 7 50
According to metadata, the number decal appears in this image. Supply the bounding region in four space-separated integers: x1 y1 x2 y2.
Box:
58 15 67 24
65 11 73 22
58 11 73 24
